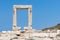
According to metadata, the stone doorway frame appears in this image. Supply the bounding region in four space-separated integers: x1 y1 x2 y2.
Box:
13 5 32 30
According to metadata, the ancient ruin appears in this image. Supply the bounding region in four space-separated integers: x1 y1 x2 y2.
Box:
0 5 60 40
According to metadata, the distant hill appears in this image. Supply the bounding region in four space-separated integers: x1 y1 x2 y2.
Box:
42 24 60 31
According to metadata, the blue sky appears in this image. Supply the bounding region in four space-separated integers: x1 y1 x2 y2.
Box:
0 0 60 31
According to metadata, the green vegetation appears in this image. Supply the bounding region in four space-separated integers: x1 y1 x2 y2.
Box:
42 23 60 31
